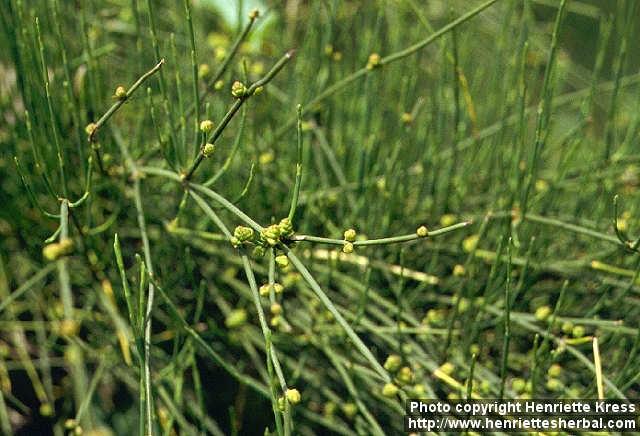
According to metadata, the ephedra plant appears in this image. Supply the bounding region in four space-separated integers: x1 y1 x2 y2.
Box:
2 0 640 434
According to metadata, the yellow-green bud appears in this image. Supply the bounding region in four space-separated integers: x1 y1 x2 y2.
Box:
412 383 425 396
270 315 281 327
425 308 445 325
248 9 260 19
440 214 457 227
198 63 210 78
534 305 552 322
462 234 479 252
401 112 413 124
200 119 214 133
562 321 574 334
457 297 470 313
453 264 466 276
43 238 74 261
39 403 53 417
512 378 527 393
58 319 80 337
397 366 414 385
231 80 248 98
324 401 337 417
114 85 127 100
259 283 283 296
259 284 270 296
383 354 402 372
85 122 97 136
270 303 282 315
546 378 563 392
225 308 247 328
416 225 429 237
547 364 562 378
366 53 382 70
278 217 294 237
285 388 301 404
65 419 77 429
214 80 224 90
381 382 399 397
275 254 289 268
277 396 286 411
234 225 254 243
470 344 480 355
253 245 266 258
261 224 281 246
342 402 357 418
343 228 357 242
572 325 585 338
342 242 354 254
203 142 215 157
253 86 264 95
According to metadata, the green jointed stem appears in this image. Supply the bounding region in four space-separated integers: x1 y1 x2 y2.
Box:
113 234 138 332
499 239 512 399
35 17 67 197
183 50 295 181
88 59 165 142
293 221 471 246
288 105 304 222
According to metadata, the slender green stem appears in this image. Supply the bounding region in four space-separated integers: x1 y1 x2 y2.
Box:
293 221 471 246
35 17 67 197
88 59 165 142
288 105 304 222
183 50 295 181
499 239 512 399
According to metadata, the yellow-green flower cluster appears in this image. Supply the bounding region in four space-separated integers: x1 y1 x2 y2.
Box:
231 225 254 247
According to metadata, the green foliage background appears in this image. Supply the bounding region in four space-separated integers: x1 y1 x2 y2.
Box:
1 0 640 434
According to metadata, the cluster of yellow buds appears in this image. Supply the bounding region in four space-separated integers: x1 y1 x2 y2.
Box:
114 85 127 100
85 122 98 137
259 218 295 247
260 224 281 246
259 282 284 296
384 354 414 386
275 254 289 268
231 80 249 98
200 119 214 133
342 228 356 254
396 366 414 385
231 225 254 247
203 143 215 158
